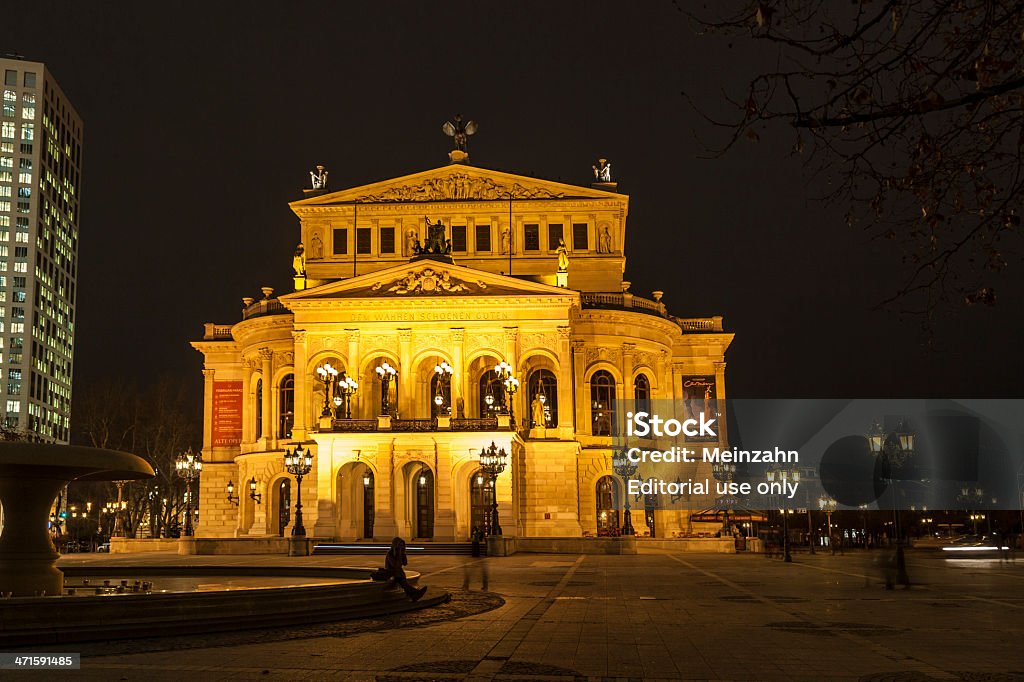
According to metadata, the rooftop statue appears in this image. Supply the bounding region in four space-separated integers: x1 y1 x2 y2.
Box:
442 114 477 152
310 164 328 190
593 158 612 182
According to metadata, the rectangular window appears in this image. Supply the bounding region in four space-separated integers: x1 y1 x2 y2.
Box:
332 228 347 255
0 122 13 139
475 224 491 252
451 225 467 252
20 124 32 141
524 224 540 251
23 73 35 88
356 227 371 254
379 227 395 254
572 223 589 251
548 223 564 251
3 71 15 87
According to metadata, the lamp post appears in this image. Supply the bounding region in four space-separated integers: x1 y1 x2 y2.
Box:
283 444 313 537
712 460 737 535
818 495 837 549
433 359 454 416
478 441 508 535
767 467 799 562
337 372 359 419
315 362 339 418
111 480 127 538
868 419 913 586
174 448 202 537
612 449 638 535
493 361 520 424
375 362 397 415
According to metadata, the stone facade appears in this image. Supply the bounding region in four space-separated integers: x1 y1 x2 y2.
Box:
191 163 733 542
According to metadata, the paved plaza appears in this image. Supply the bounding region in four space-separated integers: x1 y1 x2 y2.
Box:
35 549 1024 681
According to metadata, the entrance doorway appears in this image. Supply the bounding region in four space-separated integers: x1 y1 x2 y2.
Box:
277 479 291 536
414 467 434 539
596 476 620 536
362 469 375 539
470 469 493 534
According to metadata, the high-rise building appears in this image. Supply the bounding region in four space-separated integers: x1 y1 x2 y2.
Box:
0 56 81 442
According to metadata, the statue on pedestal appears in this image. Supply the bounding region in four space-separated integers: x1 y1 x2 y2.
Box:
592 158 612 182
442 114 477 153
292 244 306 276
531 396 546 428
310 165 328 190
556 237 569 273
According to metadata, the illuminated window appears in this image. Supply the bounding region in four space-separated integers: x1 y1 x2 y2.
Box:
255 378 263 438
634 374 651 414
527 369 558 427
590 370 616 436
0 186 8 197
0 122 13 139
278 374 294 438
20 123 32 141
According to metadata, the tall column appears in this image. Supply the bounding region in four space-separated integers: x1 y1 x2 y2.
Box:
714 361 729 446
346 329 361 417
556 327 573 434
451 328 465 416
621 342 635 401
202 368 215 454
397 329 412 418
571 340 587 434
259 348 273 448
292 330 308 441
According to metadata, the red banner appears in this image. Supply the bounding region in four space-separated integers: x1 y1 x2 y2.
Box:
212 381 244 447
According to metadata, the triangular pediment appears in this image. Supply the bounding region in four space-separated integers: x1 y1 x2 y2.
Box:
290 164 625 210
280 258 579 302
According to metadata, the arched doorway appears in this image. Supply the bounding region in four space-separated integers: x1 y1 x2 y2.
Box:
596 475 620 536
277 479 291 536
413 466 434 539
362 469 375 539
470 468 493 535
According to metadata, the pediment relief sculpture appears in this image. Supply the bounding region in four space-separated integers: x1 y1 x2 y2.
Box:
355 172 565 202
371 268 487 295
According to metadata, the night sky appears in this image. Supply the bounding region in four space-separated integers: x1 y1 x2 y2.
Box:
3 2 1021 406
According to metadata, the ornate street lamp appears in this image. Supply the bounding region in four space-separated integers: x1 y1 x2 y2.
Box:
433 359 454 415
226 481 239 506
612 450 638 535
493 360 520 425
818 495 837 548
248 477 262 504
766 467 798 562
175 448 202 537
478 441 508 535
315 362 339 417
284 444 313 537
337 372 359 419
375 362 397 415
868 418 914 586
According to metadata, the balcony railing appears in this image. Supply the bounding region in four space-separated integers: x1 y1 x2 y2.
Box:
243 299 289 320
329 417 507 433
202 323 234 341
580 292 724 332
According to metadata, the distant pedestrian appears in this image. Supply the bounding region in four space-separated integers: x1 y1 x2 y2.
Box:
383 537 427 601
470 525 483 557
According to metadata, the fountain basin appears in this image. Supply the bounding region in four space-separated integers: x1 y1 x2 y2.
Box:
0 565 442 646
0 443 154 597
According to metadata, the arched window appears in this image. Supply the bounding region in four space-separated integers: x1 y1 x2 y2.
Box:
633 373 650 415
278 374 294 438
590 370 616 436
430 372 452 417
255 379 263 438
527 369 558 427
479 372 505 418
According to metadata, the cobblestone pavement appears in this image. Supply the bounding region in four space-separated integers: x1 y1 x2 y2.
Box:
27 549 1024 680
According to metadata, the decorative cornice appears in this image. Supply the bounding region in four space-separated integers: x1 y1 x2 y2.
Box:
370 267 486 295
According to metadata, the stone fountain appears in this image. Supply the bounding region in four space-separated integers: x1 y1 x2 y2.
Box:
0 442 154 596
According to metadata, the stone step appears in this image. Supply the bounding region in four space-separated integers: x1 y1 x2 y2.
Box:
312 542 488 556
